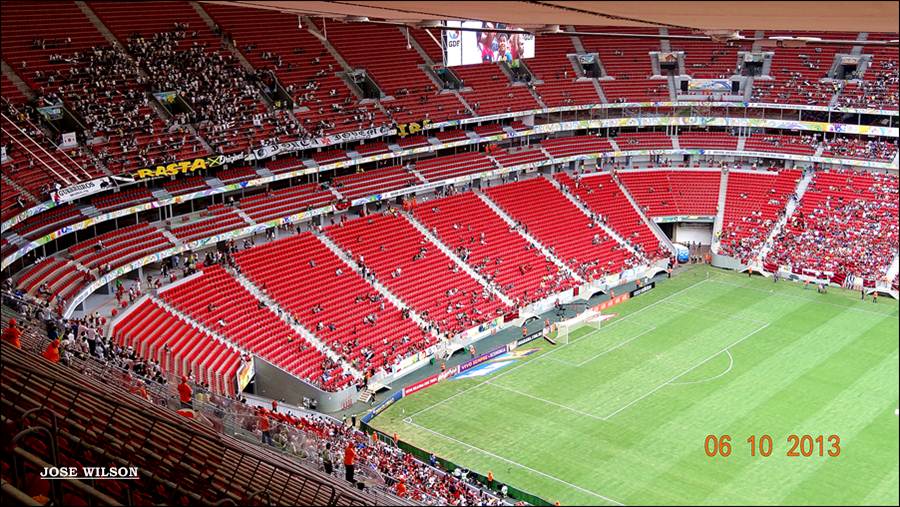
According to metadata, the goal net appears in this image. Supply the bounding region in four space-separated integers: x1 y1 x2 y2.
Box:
552 307 604 345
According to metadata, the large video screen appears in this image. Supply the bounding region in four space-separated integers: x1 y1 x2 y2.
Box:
443 21 535 67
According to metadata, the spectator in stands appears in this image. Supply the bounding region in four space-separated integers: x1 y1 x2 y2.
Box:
344 440 356 483
42 338 60 363
258 407 273 445
178 375 193 409
2 319 22 349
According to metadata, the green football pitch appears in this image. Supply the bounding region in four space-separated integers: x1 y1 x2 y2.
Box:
371 265 899 505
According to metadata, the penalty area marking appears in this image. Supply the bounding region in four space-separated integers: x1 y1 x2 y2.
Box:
601 322 770 420
403 418 626 506
669 350 734 386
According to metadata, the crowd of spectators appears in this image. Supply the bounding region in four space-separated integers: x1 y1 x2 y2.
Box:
228 401 508 506
766 169 899 284
822 136 898 161
1 288 508 506
836 59 899 110
127 29 302 155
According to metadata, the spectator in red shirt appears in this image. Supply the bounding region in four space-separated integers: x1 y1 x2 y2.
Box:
344 441 356 483
42 339 60 363
258 408 273 446
2 319 22 349
178 375 193 409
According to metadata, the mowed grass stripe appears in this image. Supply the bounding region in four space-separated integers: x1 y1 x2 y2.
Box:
723 348 899 505
695 313 896 504
601 300 860 503
373 266 898 505
781 365 899 506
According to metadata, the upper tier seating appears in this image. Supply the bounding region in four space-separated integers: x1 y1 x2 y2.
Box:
618 169 721 217
454 63 541 116
327 213 509 336
331 165 419 201
159 264 352 390
112 297 242 395
234 232 432 374
2 99 100 200
766 170 899 285
836 34 898 110
718 169 801 262
485 177 636 280
202 3 387 135
578 27 671 103
528 36 603 107
89 1 301 155
750 32 853 106
414 192 577 305
555 172 663 259
668 29 746 79
323 23 467 124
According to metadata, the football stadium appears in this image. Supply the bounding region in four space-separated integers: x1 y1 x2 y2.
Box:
0 1 897 505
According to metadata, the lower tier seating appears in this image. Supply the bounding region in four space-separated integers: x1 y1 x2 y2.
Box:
327 213 509 336
485 177 637 280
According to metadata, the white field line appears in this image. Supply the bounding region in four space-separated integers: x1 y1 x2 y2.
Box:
403 419 626 506
706 276 898 319
669 350 734 385
484 381 607 421
601 322 770 420
573 326 657 367
404 277 713 420
539 324 656 368
665 300 770 326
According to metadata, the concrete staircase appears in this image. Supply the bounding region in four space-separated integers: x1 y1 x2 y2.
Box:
671 135 680 150
546 175 643 259
475 190 586 284
711 169 729 251
1 60 35 101
314 230 442 340
402 212 515 307
755 169 814 264
150 293 244 356
233 207 256 226
612 173 677 254
224 265 363 379
608 138 621 152
736 136 747 151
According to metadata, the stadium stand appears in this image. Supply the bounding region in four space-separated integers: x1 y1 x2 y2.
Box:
765 169 899 285
555 172 664 259
485 177 638 280
327 213 510 336
234 232 433 376
618 169 721 217
718 169 802 262
413 192 578 305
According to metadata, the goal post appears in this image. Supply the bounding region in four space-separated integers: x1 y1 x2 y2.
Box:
552 307 604 345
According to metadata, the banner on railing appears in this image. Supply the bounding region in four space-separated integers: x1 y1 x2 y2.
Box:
395 119 432 138
52 177 113 203
249 125 394 161
133 153 245 180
